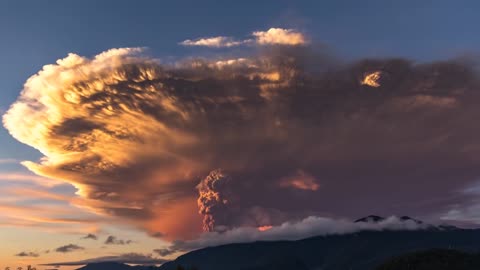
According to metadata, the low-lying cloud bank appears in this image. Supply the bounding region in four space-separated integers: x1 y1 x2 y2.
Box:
155 215 430 256
45 215 431 265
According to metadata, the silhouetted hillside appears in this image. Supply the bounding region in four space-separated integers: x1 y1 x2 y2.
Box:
354 215 385 223
76 262 133 270
160 229 480 270
376 249 480 270
76 262 158 270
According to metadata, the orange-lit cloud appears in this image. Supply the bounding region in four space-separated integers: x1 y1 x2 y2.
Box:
180 27 306 48
3 48 204 237
361 71 382 87
0 184 102 234
252 28 307 45
3 46 480 241
279 170 320 191
257 225 272 231
4 187 71 201
143 196 202 240
0 201 100 234
2 48 296 239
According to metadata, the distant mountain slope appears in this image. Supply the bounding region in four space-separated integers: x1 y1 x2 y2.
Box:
76 262 157 270
376 249 480 270
355 215 426 226
76 262 133 270
354 215 385 223
160 229 480 270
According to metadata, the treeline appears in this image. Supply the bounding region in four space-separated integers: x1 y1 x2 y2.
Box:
377 249 480 270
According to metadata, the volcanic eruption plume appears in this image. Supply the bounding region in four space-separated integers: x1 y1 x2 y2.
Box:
3 45 480 239
197 169 233 232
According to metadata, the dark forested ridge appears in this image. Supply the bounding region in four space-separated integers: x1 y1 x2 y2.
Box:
76 225 480 270
376 249 480 270
159 229 480 270
76 262 159 270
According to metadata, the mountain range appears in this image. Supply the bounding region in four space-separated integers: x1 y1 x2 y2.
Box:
77 215 478 270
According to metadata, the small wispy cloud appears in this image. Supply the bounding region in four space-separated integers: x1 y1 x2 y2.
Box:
55 244 85 253
180 36 248 48
82 233 98 240
0 158 17 164
151 232 165 238
180 28 306 48
153 248 176 257
15 251 39 257
279 170 320 191
104 235 132 245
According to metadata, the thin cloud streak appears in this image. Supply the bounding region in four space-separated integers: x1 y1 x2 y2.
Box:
180 27 306 47
55 244 84 253
0 172 62 187
0 187 102 233
42 253 168 266
0 158 18 164
180 36 248 48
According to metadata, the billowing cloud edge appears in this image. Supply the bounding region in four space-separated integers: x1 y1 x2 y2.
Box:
156 215 432 256
3 45 480 241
